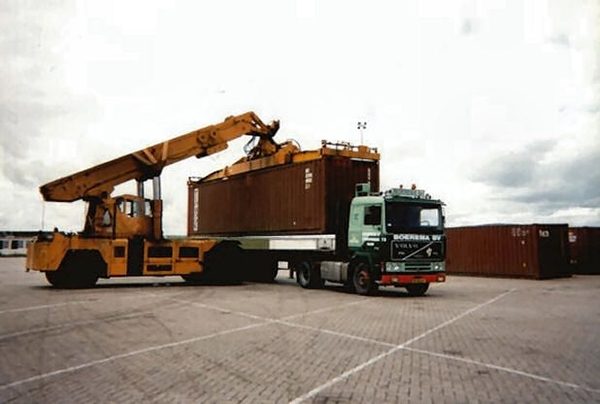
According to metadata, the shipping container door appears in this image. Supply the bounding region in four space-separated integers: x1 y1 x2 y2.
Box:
536 225 569 279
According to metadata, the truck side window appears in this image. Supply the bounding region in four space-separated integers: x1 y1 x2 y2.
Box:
118 200 134 217
101 209 112 226
364 205 381 226
116 198 131 216
133 200 143 217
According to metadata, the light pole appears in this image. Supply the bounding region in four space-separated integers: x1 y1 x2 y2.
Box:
357 121 367 145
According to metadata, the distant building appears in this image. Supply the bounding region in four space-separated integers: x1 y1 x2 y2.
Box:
0 231 37 257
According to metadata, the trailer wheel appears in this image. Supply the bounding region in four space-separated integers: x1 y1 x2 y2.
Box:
405 283 429 297
352 261 377 296
296 260 323 289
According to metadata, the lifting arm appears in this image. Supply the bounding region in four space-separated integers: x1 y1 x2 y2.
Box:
40 111 280 202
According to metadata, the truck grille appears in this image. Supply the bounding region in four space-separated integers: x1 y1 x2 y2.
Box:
404 262 433 271
391 240 444 261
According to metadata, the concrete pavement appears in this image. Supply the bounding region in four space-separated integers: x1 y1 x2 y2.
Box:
1 257 599 403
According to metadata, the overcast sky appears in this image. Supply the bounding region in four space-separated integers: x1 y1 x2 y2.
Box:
1 0 599 235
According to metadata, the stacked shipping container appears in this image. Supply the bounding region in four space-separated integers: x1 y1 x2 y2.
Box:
188 155 379 241
568 227 600 275
446 224 570 279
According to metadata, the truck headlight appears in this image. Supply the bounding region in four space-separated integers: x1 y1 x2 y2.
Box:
433 262 445 271
385 262 403 272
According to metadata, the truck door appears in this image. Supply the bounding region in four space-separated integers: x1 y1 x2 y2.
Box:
348 202 382 249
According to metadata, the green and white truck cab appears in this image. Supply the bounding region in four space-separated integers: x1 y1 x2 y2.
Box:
312 184 446 296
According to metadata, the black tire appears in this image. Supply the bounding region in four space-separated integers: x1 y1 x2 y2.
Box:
46 251 100 289
181 274 203 284
405 283 429 297
247 255 279 283
71 251 100 288
201 242 244 284
352 261 377 296
257 265 279 283
45 270 69 288
296 260 323 289
74 267 99 288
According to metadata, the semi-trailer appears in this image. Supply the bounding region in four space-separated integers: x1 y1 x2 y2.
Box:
188 140 446 296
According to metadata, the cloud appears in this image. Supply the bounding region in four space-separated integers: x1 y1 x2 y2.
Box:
511 145 600 209
1 0 599 233
1 159 44 189
460 18 479 36
548 33 571 48
466 138 600 224
468 140 555 188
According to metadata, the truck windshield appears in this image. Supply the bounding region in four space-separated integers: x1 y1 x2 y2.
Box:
385 202 443 233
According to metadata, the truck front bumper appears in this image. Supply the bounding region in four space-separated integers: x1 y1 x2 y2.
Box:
379 273 446 286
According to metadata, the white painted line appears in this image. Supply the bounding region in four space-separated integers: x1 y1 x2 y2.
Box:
282 299 373 321
0 301 92 315
171 289 599 396
0 322 266 392
159 293 371 324
276 319 397 348
0 297 366 391
400 288 516 347
174 289 600 397
0 301 183 341
1 311 149 341
404 347 600 395
158 296 269 322
0 292 161 315
288 289 517 404
161 295 392 346
163 294 394 347
17 288 589 400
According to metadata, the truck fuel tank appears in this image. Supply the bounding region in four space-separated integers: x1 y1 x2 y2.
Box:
320 261 349 283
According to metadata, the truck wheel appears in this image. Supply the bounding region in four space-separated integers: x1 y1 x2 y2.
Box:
352 261 377 296
258 266 279 283
181 274 203 284
73 268 99 289
247 255 278 283
45 270 69 288
203 242 244 284
296 260 323 289
405 283 429 297
48 250 101 289
45 266 98 289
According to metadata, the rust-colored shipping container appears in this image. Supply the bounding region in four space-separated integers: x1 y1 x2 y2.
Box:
188 154 379 240
446 224 570 279
568 227 600 275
